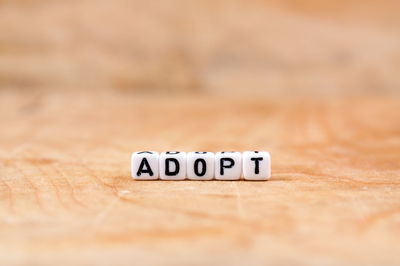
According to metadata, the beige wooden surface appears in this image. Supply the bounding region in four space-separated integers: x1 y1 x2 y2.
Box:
1 0 400 264
1 90 399 265
1 0 400 97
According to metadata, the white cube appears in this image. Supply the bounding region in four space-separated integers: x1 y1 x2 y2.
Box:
242 151 271 180
186 152 215 180
131 151 159 180
159 151 187 180
214 152 242 180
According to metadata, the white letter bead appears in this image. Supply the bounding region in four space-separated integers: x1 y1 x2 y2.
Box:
159 151 187 180
187 152 215 180
214 152 242 180
131 151 159 180
242 151 271 180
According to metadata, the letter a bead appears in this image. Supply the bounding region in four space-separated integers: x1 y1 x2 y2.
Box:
214 152 242 180
187 152 215 180
159 151 187 180
131 151 159 180
242 151 271 180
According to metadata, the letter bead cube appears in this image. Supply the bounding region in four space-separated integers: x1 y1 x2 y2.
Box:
215 152 242 180
131 151 159 180
187 152 215 180
159 151 187 180
242 151 271 180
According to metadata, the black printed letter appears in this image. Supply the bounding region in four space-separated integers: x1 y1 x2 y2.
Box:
250 157 263 174
136 158 154 176
220 158 234 175
165 158 180 176
194 159 206 176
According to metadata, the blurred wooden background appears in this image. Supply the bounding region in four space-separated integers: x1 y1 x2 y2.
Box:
0 0 400 265
1 0 400 96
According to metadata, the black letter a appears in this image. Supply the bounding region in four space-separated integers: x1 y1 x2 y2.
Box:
136 158 154 176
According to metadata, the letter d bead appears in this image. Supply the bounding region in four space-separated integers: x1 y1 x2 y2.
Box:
159 151 187 180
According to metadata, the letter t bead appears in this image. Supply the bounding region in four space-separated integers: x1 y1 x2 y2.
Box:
242 151 271 180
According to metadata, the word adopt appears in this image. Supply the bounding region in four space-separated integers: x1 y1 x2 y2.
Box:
131 151 271 180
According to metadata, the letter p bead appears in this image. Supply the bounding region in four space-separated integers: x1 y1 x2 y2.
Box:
215 152 242 180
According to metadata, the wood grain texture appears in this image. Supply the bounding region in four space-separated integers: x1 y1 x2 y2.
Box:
1 90 399 265
1 0 400 264
1 0 400 97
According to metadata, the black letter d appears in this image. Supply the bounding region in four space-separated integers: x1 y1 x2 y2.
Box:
165 158 180 176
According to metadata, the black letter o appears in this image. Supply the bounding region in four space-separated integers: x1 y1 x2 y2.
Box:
194 159 206 176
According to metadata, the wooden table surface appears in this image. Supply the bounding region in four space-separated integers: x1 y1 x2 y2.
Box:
1 0 400 264
1 90 399 265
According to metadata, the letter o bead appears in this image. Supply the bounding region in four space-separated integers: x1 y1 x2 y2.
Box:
242 151 271 180
214 152 242 180
159 151 187 180
131 151 159 180
187 152 215 180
